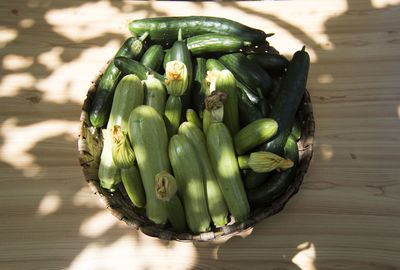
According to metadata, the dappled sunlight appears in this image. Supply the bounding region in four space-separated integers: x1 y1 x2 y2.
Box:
397 105 400 118
79 210 119 238
3 54 34 71
318 74 334 84
37 40 121 104
36 190 62 216
45 1 126 42
0 73 36 97
292 242 317 270
0 118 78 176
70 233 197 270
371 0 400 8
0 26 18 48
73 186 104 208
320 144 334 161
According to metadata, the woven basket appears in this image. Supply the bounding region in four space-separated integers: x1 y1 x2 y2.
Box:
78 55 315 242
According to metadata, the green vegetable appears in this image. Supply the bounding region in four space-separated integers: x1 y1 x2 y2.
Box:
111 126 135 169
234 118 278 155
215 69 240 135
219 53 273 97
247 53 289 74
192 57 208 116
121 165 146 208
99 74 144 190
178 122 229 227
128 16 269 44
164 95 182 138
206 122 250 223
143 74 167 115
114 56 165 82
291 120 302 141
128 105 170 225
187 33 251 55
247 136 299 205
163 49 171 70
185 109 202 129
238 151 294 173
89 35 147 127
155 171 187 232
245 46 309 186
169 134 211 233
140 44 164 72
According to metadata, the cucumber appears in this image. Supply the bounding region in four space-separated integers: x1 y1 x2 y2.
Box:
192 57 208 116
219 53 273 97
140 44 164 72
247 53 289 74
247 136 299 205
163 49 171 70
120 165 146 208
89 36 146 127
128 105 170 225
207 122 250 222
187 33 251 55
169 134 211 233
114 56 165 82
129 16 269 44
245 46 310 187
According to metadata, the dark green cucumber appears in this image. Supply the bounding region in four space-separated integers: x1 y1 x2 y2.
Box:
219 53 273 97
205 58 263 126
187 33 251 55
129 16 269 44
163 49 171 70
247 136 299 205
192 57 208 116
169 29 193 113
140 44 164 72
245 46 310 187
247 53 289 74
89 36 145 127
114 56 165 82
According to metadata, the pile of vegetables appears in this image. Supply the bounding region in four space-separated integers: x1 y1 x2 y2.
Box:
89 16 310 234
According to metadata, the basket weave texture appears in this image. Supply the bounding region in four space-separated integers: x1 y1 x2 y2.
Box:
78 60 315 242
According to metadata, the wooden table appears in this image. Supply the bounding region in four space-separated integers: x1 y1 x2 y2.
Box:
1 0 399 269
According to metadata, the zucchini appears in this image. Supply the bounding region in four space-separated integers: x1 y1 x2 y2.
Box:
215 70 240 135
121 165 146 208
291 120 302 141
206 58 263 126
89 35 146 127
245 46 310 187
129 16 269 44
114 56 165 82
163 49 171 70
178 122 229 227
155 171 187 232
99 74 144 190
143 74 166 115
192 57 208 116
186 109 202 129
164 95 182 138
247 53 289 74
128 105 170 225
234 118 278 155
169 134 211 233
207 122 250 222
187 33 251 55
140 44 164 72
169 29 193 113
247 136 299 205
219 53 273 97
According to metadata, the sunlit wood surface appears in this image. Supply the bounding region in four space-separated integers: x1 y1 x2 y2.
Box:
1 0 399 269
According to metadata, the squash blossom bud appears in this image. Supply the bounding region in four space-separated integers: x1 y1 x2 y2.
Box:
165 60 188 96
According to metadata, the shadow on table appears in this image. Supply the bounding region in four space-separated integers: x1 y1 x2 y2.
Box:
0 0 399 269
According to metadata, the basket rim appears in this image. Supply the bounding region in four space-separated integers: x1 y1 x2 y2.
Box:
77 60 315 242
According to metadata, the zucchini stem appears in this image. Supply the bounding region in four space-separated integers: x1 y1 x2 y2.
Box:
139 31 149 42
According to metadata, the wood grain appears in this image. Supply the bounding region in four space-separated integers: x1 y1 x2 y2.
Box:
1 0 400 269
